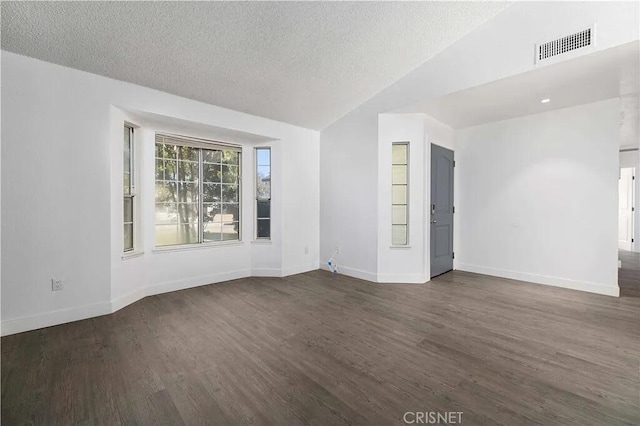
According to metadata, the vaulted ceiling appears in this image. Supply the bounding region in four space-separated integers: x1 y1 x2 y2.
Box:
1 1 508 130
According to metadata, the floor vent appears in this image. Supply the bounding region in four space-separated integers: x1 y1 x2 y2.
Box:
536 26 594 64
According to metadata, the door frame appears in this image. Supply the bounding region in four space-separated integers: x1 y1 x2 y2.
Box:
619 167 636 252
429 143 455 278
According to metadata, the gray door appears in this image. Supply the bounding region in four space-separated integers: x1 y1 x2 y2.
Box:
430 144 454 278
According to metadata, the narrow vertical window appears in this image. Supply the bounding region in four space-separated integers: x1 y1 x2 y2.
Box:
123 125 135 252
391 143 409 245
255 147 271 239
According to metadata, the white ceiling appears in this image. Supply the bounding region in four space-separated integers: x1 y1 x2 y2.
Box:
1 1 508 130
395 41 640 137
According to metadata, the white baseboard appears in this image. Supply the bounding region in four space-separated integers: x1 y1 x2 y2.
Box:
281 261 320 277
250 268 283 277
2 268 263 337
252 262 319 278
111 268 252 314
337 265 378 282
376 273 428 284
0 301 112 336
456 263 619 297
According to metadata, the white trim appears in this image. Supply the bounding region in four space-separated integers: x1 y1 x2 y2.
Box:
281 261 320 277
250 240 273 245
337 265 378 282
153 240 244 253
456 263 619 297
250 268 283 277
1 269 253 337
111 269 252 313
389 245 412 249
251 262 319 278
376 273 428 284
0 301 112 337
121 250 144 260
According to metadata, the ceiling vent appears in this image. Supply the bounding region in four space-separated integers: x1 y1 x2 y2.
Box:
535 26 595 64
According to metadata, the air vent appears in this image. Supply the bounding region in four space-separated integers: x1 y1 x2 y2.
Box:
536 26 594 63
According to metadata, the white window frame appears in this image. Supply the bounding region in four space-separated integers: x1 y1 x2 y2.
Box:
123 124 136 253
255 147 271 240
391 142 409 246
154 133 243 249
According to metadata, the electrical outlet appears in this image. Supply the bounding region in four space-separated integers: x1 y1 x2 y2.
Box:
335 246 340 254
304 246 309 254
51 279 63 291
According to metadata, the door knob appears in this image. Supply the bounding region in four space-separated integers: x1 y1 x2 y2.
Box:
431 220 437 224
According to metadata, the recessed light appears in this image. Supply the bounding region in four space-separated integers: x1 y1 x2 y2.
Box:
541 98 551 104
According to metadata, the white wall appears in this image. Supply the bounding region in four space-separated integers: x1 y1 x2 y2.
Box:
454 99 621 296
320 1 638 285
376 113 454 283
620 150 640 252
1 51 320 335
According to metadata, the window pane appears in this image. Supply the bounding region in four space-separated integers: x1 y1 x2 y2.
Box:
156 144 177 159
155 224 198 246
123 173 131 195
222 165 238 184
203 163 221 183
392 165 407 185
392 205 407 225
257 165 271 199
162 160 177 180
178 146 198 161
203 183 221 202
392 144 407 164
203 149 221 164
156 203 178 225
155 159 164 180
257 179 270 200
222 203 239 222
222 184 239 203
222 222 240 241
124 224 133 251
176 203 198 224
203 230 222 242
204 203 221 223
392 225 407 245
155 182 176 203
256 148 270 166
123 146 131 175
177 182 199 203
124 197 133 223
178 160 198 182
257 200 270 219
222 151 239 165
257 219 271 238
392 185 407 204
257 165 270 180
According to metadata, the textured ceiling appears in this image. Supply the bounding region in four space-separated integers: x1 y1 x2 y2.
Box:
1 1 508 130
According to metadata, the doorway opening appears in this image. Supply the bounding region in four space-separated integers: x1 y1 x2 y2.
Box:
618 166 639 297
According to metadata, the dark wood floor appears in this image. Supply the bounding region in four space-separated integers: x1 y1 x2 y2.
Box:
619 249 640 297
2 270 639 425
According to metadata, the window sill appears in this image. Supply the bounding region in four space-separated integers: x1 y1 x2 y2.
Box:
251 239 272 245
390 245 412 249
153 240 244 254
122 251 144 260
